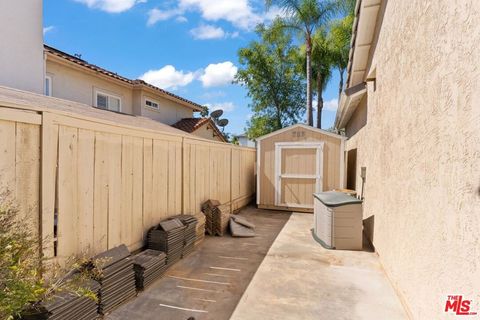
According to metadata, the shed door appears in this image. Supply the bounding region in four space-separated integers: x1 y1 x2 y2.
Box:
274 142 323 209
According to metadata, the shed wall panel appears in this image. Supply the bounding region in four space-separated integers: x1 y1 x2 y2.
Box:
259 126 344 210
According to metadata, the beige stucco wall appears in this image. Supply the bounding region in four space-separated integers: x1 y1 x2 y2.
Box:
0 1 44 93
140 92 193 125
46 59 134 114
192 123 224 142
344 1 480 318
46 59 194 123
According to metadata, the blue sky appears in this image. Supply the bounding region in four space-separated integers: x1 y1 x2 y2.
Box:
43 0 341 135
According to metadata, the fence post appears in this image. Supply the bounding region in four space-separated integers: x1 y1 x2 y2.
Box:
40 112 58 261
230 146 233 213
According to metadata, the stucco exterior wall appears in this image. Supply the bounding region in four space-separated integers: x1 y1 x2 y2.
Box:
46 59 194 123
46 59 134 114
140 93 193 125
191 123 224 142
0 1 44 93
344 1 480 318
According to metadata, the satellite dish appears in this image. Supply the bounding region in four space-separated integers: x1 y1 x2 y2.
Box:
210 109 223 119
217 119 229 127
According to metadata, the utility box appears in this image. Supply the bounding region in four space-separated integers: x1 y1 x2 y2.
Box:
313 191 363 250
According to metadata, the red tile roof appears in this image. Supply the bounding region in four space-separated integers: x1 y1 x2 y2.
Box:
172 118 227 142
44 44 204 111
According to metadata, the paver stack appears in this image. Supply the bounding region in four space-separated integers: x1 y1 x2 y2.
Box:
94 245 136 315
39 280 99 320
201 199 220 235
147 219 186 266
177 215 198 257
212 203 231 236
201 200 231 236
132 249 167 290
193 211 206 246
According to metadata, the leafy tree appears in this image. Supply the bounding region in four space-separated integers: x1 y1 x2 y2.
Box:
266 0 336 126
236 20 306 139
231 136 240 145
199 105 209 117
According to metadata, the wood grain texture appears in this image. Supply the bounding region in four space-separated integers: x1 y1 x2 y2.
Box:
0 104 255 258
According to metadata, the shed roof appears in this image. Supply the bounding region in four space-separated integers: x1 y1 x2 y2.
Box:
256 124 347 142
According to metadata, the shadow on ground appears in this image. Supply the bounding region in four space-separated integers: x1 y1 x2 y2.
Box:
106 206 291 320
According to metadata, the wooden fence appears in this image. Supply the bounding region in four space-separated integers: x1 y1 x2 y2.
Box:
0 88 255 261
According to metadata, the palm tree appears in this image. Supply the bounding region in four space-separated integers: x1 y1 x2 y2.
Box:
311 29 332 129
329 0 355 100
297 29 332 129
266 0 336 127
329 14 354 101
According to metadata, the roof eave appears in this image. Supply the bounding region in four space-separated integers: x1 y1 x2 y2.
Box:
335 83 367 129
256 123 347 142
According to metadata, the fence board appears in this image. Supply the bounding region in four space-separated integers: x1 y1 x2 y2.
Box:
0 103 256 259
57 126 78 258
77 129 95 254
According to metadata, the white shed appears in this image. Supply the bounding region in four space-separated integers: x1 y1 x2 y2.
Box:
256 124 346 212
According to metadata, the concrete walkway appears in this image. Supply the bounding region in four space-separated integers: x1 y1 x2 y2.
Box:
106 207 291 320
230 212 408 320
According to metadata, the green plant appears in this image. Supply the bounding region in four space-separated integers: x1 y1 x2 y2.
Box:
266 0 337 126
0 195 99 320
236 20 306 139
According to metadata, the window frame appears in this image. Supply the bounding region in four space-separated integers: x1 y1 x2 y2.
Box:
94 89 122 112
45 75 53 96
144 97 160 111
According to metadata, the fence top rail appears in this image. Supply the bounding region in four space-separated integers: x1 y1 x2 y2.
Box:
0 86 254 151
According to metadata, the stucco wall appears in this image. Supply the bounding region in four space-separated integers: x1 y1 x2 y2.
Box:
191 123 224 142
140 93 193 125
46 59 134 114
0 1 44 93
344 1 480 318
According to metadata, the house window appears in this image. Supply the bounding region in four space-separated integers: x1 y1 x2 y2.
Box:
95 91 121 112
145 99 159 110
45 76 52 96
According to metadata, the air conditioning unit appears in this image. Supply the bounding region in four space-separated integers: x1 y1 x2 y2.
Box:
313 191 363 250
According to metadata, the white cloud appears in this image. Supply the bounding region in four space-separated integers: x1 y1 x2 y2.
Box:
43 26 55 35
324 98 339 111
147 0 283 31
201 91 226 99
176 16 188 23
147 8 181 26
190 24 225 40
74 0 145 13
139 65 195 90
205 102 236 113
262 5 288 21
178 0 261 30
200 61 238 87
189 24 239 40
313 98 339 112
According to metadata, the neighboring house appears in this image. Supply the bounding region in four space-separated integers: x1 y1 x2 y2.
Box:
0 2 44 94
335 1 479 319
172 118 227 142
234 134 255 147
44 45 204 126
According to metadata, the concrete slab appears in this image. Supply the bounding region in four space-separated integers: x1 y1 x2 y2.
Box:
230 212 408 320
106 207 291 320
